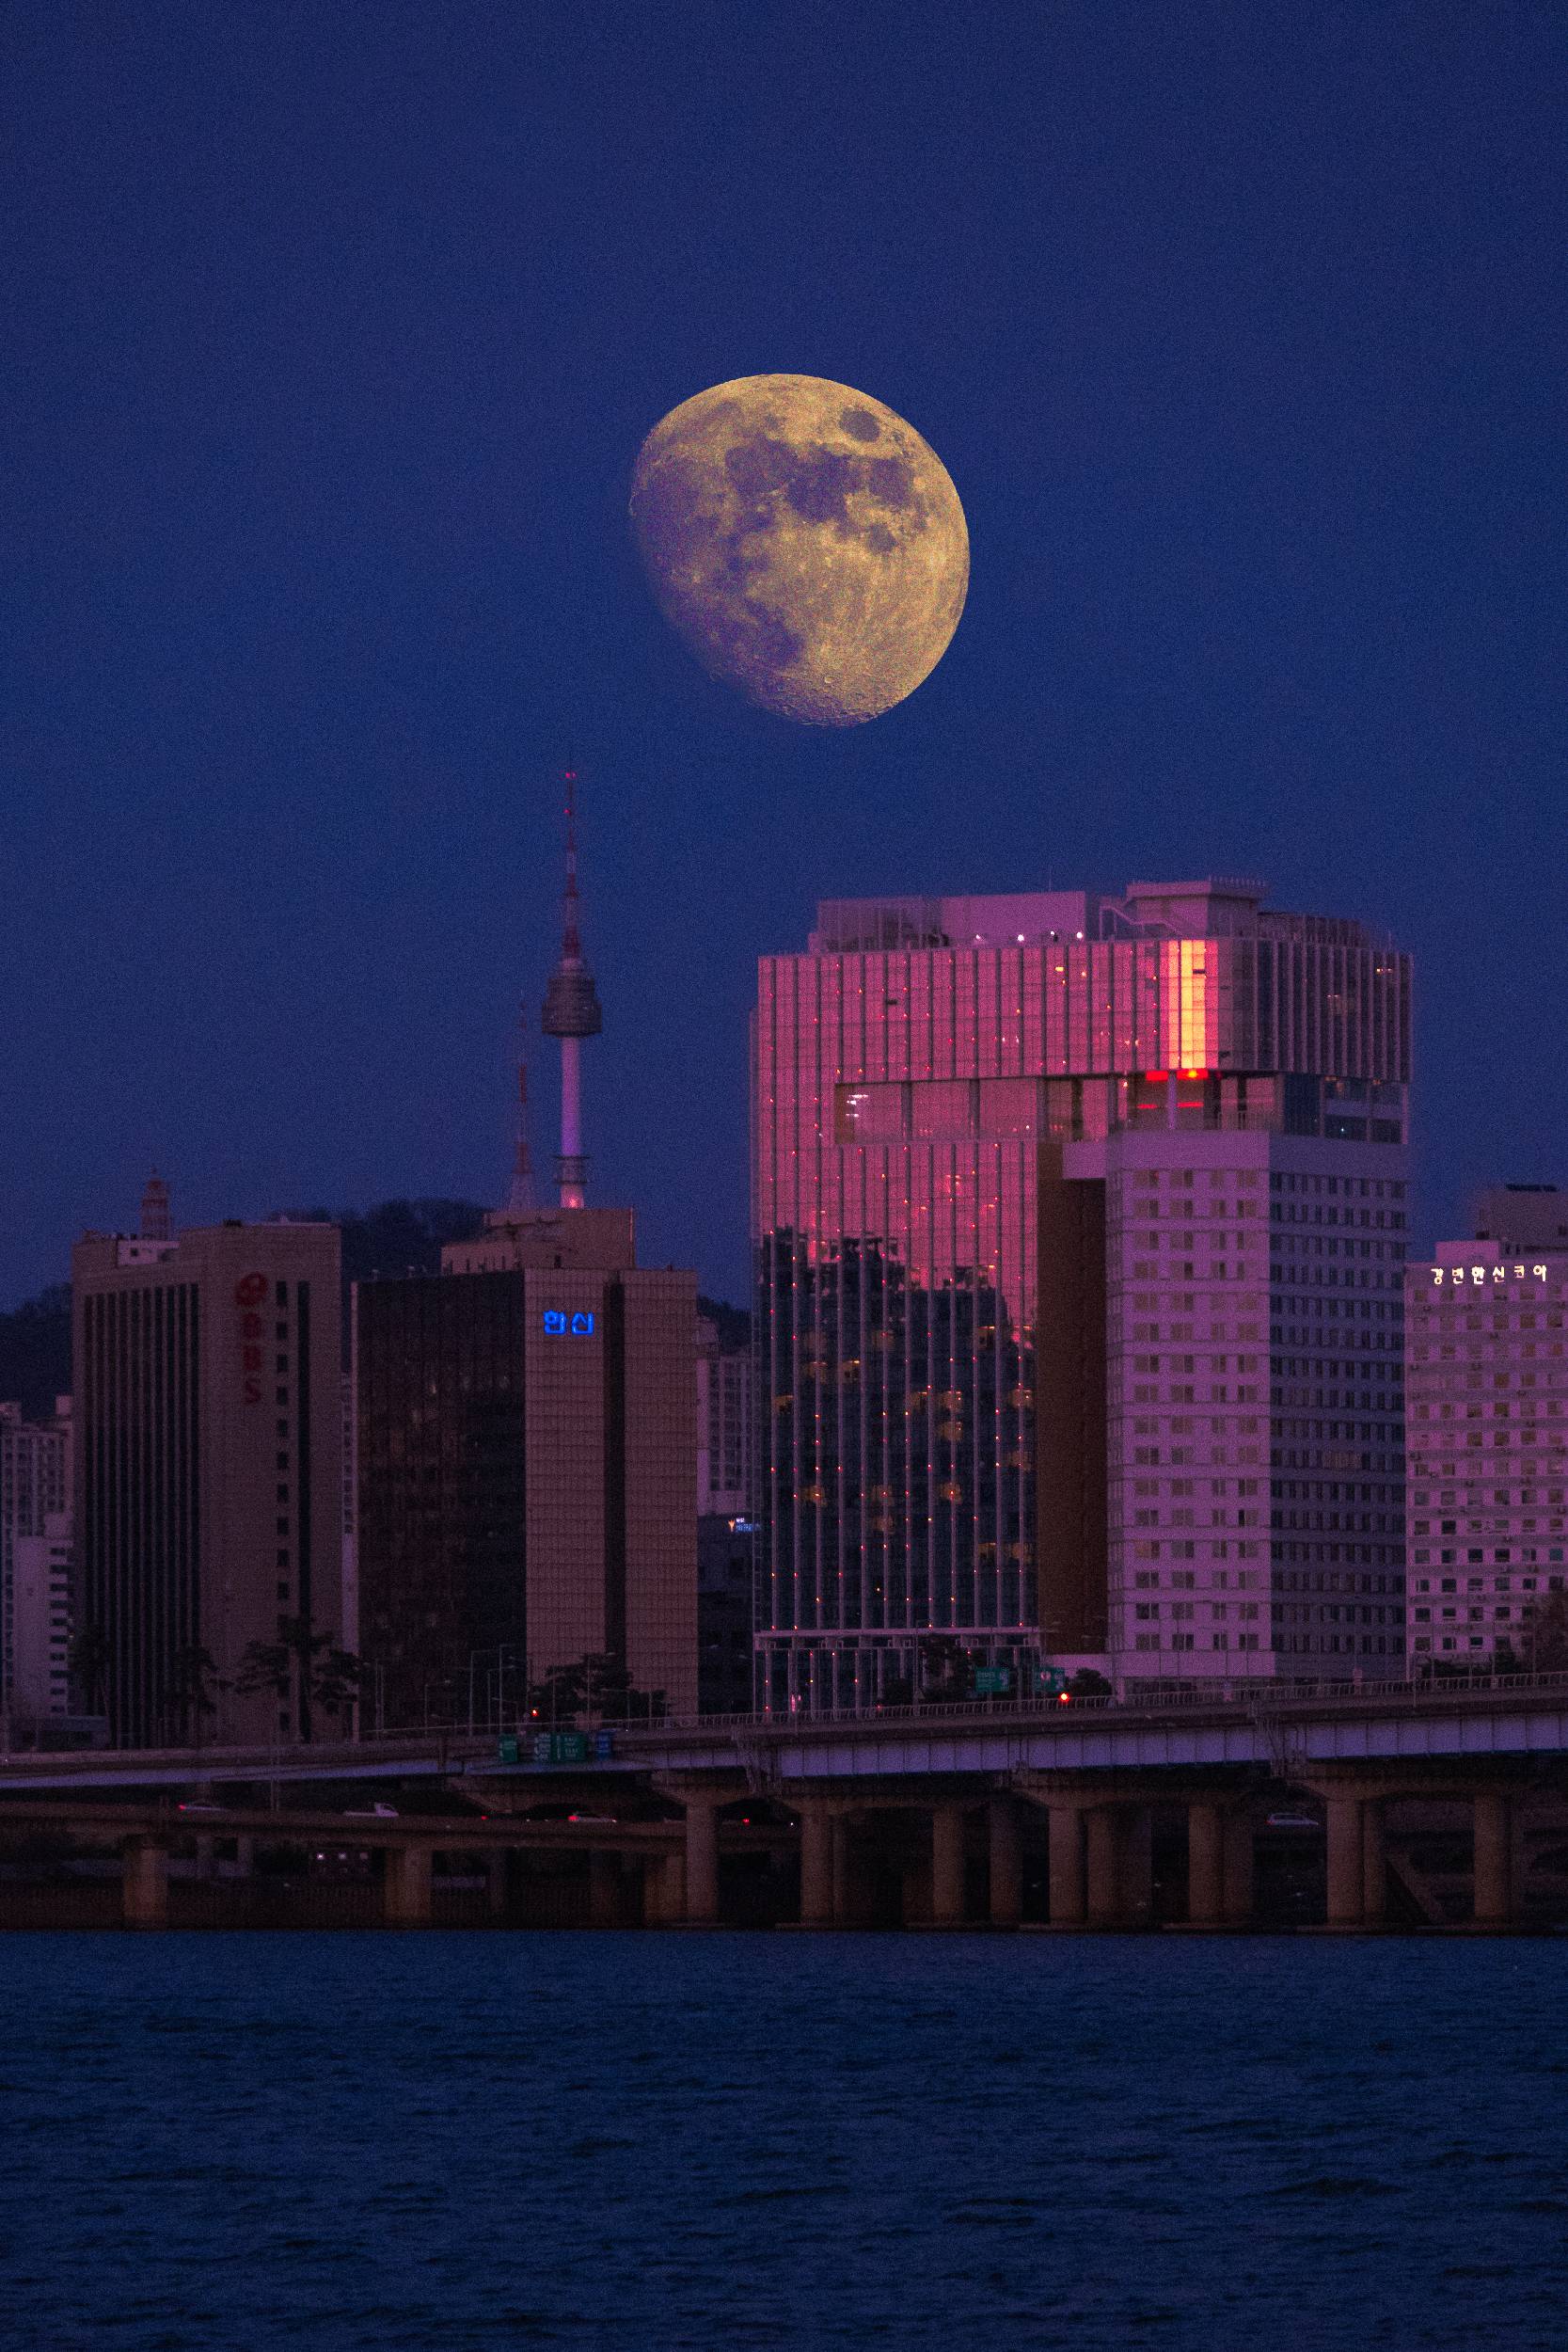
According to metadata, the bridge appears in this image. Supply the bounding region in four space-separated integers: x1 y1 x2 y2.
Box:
4 1675 1567 1934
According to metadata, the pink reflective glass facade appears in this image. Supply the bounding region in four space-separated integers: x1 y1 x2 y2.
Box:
753 883 1412 1711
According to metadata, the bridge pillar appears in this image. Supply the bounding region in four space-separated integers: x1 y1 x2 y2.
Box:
1361 1800 1388 1928
1187 1802 1225 1927
930 1804 967 1928
1122 1807 1154 1928
1222 1810 1255 1927
799 1804 834 1927
589 1850 622 1929
1048 1804 1087 1927
832 1816 875 1928
1473 1790 1515 1928
682 1798 721 1927
643 1849 684 1926
1324 1797 1365 1929
384 1842 434 1928
122 1839 168 1931
988 1797 1022 1928
1085 1808 1123 1929
486 1851 510 1919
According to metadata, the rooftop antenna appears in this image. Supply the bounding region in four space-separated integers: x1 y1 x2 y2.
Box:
140 1170 171 1242
540 762 602 1209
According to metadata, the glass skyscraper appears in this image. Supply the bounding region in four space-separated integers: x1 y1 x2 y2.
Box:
753 878 1411 1710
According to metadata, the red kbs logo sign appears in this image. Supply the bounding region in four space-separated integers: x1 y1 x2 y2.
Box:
235 1272 267 1404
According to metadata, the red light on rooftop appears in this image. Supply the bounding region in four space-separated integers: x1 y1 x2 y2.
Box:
1180 1067 1209 1080
1145 1070 1168 1084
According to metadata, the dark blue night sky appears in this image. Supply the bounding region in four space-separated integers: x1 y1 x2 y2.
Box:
5 2 1564 1309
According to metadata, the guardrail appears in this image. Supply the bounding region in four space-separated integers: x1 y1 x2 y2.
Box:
9 1669 1568 1783
619 1669 1568 1740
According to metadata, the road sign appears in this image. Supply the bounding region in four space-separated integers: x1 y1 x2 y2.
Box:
1035 1665 1069 1695
497 1734 520 1764
974 1667 1012 1695
531 1730 590 1764
594 1729 616 1759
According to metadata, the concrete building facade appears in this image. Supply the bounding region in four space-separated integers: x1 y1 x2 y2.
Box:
753 877 1411 1709
1405 1241 1568 1664
72 1216 347 1745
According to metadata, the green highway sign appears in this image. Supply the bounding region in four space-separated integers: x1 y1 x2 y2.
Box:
531 1731 590 1764
974 1667 1012 1694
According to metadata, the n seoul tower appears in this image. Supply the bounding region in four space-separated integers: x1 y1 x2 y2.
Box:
540 769 602 1210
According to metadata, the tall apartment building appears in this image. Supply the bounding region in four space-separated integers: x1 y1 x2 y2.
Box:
753 877 1411 1709
0 1398 73 1729
72 1212 347 1745
697 1311 752 1518
356 1204 697 1727
1405 1236 1568 1665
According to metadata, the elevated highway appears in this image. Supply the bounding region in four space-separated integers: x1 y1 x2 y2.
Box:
6 1671 1568 1790
4 1675 1567 1932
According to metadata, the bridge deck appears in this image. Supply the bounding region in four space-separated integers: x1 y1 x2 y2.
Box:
5 1675 1568 1792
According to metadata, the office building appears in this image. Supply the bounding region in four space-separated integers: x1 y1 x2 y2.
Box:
72 1202 347 1745
753 877 1411 1709
698 1512 755 1716
356 1217 696 1727
697 1311 752 1518
0 1398 73 1730
1405 1234 1568 1665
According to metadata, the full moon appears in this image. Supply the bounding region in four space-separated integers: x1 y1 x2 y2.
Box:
629 373 968 726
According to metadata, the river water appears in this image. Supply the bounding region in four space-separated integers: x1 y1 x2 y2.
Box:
2 1931 1563 2350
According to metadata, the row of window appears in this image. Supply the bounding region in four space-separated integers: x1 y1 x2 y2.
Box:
1132 1632 1267 1651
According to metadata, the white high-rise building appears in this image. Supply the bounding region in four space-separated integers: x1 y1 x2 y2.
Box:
1405 1239 1568 1664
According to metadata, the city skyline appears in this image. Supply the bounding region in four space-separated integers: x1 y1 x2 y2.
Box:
5 8 1567 1311
0 843 1556 1316
6 12 1566 2347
